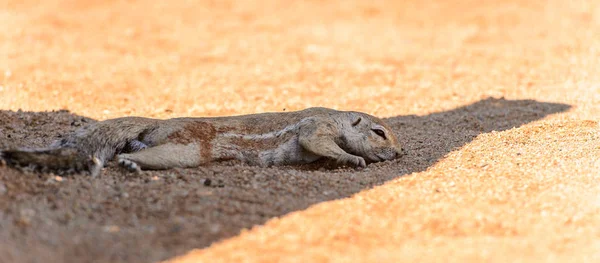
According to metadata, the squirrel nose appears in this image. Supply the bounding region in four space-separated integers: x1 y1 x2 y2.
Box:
395 147 405 158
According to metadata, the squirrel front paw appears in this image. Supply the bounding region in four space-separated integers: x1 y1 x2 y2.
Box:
338 154 366 168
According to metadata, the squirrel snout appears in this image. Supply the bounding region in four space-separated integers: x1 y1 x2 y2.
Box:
395 147 405 158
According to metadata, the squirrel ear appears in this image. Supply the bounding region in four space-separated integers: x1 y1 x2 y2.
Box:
351 115 362 126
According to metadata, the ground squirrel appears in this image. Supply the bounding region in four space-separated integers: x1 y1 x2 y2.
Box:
0 107 403 176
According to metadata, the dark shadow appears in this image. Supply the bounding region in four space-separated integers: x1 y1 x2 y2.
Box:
0 98 571 263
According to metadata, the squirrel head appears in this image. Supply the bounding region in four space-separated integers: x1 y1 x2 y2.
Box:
341 112 403 164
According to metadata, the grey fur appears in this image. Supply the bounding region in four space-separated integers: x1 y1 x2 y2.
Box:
0 107 403 176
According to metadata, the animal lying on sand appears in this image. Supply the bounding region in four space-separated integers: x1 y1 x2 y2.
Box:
0 107 403 176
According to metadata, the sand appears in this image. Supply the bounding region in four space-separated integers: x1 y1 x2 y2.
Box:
0 0 599 262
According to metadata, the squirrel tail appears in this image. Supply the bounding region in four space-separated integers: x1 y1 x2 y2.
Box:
0 147 103 176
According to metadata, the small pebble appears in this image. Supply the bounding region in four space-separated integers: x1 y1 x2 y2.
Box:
203 178 212 186
103 225 120 233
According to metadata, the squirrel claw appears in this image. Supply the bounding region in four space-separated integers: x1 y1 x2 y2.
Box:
118 157 142 174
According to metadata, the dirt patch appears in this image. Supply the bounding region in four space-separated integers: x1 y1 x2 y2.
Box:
0 98 568 263
2 0 598 262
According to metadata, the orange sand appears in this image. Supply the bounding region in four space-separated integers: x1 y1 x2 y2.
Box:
1 0 599 262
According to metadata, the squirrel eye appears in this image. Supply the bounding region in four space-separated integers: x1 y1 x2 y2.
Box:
352 117 362 126
372 129 386 140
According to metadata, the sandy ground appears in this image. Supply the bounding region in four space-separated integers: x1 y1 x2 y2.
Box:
0 0 599 262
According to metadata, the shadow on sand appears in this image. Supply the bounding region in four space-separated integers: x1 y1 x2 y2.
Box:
0 97 570 262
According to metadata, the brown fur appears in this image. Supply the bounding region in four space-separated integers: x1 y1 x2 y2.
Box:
168 121 218 163
0 107 403 176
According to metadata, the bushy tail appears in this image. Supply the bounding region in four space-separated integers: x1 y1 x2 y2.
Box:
0 147 103 176
1 117 161 176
